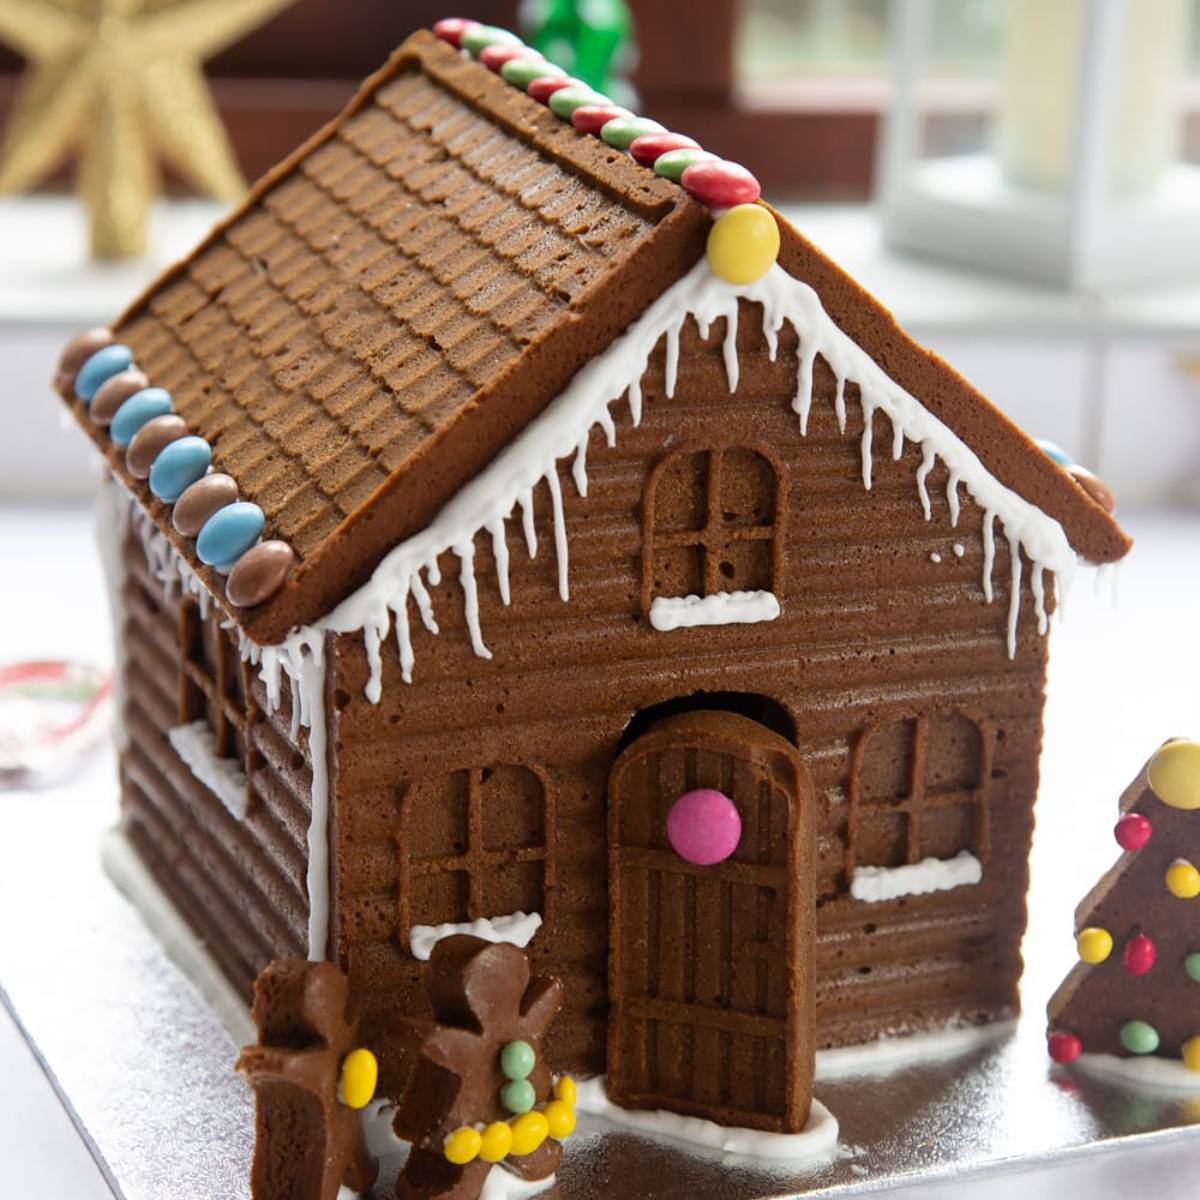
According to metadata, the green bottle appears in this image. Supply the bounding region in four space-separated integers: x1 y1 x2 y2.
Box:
523 0 634 98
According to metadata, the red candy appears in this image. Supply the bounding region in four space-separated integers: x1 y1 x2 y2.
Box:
572 104 631 135
528 75 581 104
1114 811 1152 851
680 159 762 208
1047 1031 1082 1064
1123 933 1156 975
433 17 479 47
629 131 700 167
480 43 528 72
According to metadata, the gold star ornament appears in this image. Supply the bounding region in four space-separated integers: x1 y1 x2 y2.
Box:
0 0 296 258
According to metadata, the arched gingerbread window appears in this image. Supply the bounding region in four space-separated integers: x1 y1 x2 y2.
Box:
397 764 554 952
848 711 991 878
641 444 786 619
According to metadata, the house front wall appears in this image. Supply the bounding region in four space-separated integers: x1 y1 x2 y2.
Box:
327 304 1052 1091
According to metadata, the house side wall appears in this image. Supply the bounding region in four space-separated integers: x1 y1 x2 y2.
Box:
328 310 1050 1090
115 520 311 997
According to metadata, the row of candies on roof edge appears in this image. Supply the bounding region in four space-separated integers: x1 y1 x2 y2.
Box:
53 331 295 609
435 17 784 286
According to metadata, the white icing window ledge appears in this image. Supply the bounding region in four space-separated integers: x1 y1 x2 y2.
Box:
168 721 249 820
850 851 982 903
649 589 780 632
408 911 543 962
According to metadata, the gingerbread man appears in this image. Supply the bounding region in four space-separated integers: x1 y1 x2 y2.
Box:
394 935 567 1200
237 959 378 1200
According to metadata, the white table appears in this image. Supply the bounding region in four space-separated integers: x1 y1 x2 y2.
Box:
1 501 1198 1198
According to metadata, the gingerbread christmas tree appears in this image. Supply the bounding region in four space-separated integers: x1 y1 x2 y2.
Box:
1047 739 1200 1074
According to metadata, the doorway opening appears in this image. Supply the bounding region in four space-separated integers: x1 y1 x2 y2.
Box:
617 690 796 752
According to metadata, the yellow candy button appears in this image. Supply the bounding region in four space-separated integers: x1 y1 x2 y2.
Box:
1148 740 1200 810
510 1110 550 1156
1076 926 1113 964
338 1047 378 1110
1183 1036 1200 1073
706 203 780 285
479 1121 513 1163
544 1098 577 1140
444 1126 483 1165
553 1075 577 1106
1166 859 1200 899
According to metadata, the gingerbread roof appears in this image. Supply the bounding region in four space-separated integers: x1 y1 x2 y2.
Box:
60 26 1129 648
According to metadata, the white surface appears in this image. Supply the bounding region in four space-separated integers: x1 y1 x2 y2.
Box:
407 911 543 962
849 851 983 902
166 722 249 820
574 1077 840 1162
1075 1052 1200 1094
2 504 1199 1196
649 589 781 631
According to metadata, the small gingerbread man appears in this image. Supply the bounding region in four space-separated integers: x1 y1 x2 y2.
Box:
237 958 378 1200
394 935 566 1200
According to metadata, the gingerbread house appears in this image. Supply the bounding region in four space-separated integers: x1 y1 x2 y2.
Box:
55 25 1130 1135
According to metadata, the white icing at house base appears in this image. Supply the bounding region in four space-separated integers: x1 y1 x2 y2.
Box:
168 721 250 819
649 589 780 631
408 911 542 962
815 1019 1014 1079
573 1076 839 1161
1073 1052 1200 1093
850 850 982 903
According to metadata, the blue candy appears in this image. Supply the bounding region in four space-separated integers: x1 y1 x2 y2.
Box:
149 436 212 502
196 501 264 568
1036 438 1074 467
110 387 172 446
76 344 133 402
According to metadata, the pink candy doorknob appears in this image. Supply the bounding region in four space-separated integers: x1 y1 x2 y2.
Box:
666 788 742 865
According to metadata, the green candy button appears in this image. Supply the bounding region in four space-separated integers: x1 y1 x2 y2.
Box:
501 57 564 88
501 1077 536 1114
600 116 667 150
461 25 522 56
1186 951 1200 983
654 147 719 183
501 1039 536 1080
549 86 606 119
1119 1019 1160 1055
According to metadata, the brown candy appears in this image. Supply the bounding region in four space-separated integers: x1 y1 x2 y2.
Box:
53 327 112 399
237 959 378 1200
1067 464 1116 514
90 369 149 425
226 540 296 607
173 473 237 536
125 415 188 479
394 936 564 1200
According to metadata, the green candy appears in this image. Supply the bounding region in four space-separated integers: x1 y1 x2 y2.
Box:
1119 1019 1160 1055
548 86 606 119
600 116 666 150
501 1077 536 1114
500 1039 536 1080
1186 951 1200 983
653 147 719 183
501 57 565 88
461 25 522 56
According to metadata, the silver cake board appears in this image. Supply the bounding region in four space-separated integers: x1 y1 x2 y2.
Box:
2 756 1198 1200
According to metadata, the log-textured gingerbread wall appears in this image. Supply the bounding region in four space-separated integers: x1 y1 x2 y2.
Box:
325 308 1049 1087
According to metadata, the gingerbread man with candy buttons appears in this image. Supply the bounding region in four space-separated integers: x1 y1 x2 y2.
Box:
393 934 576 1200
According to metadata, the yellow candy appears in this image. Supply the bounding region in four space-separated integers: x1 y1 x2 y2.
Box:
705 203 780 285
509 1110 550 1156
338 1047 378 1110
1148 740 1200 810
544 1099 577 1140
1166 859 1200 899
444 1126 483 1165
553 1075 577 1106
479 1121 513 1163
1183 1036 1200 1073
1076 926 1113 964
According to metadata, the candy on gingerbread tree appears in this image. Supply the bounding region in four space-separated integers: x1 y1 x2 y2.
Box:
1047 738 1200 1076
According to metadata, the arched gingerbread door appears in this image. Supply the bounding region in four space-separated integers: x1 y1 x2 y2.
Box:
607 710 816 1133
